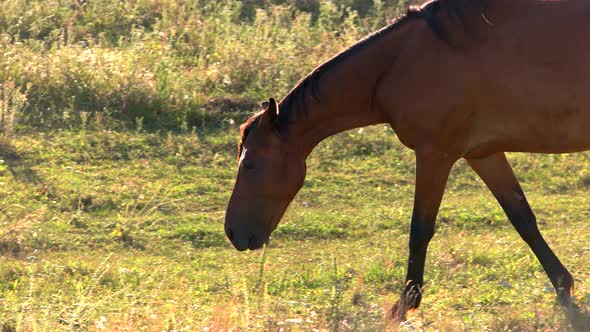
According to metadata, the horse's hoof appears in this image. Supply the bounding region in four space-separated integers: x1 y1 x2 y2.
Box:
391 301 407 322
392 283 423 321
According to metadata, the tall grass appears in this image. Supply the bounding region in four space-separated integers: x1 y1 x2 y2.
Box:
0 81 29 134
0 0 408 131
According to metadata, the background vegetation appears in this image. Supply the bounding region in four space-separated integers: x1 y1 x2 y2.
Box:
0 0 589 331
0 0 409 131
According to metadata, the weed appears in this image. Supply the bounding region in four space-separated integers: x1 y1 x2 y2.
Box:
0 81 28 135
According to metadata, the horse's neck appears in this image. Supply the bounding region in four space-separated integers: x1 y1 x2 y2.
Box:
288 23 415 158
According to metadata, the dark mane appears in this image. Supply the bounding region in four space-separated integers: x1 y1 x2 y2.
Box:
276 0 491 130
278 8 423 129
421 0 492 45
237 9 422 159
237 0 492 159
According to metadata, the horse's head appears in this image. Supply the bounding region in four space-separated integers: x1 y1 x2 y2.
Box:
225 98 306 251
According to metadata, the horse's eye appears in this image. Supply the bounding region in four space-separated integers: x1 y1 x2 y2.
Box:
242 159 254 170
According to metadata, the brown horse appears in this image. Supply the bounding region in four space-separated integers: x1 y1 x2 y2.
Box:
225 0 590 321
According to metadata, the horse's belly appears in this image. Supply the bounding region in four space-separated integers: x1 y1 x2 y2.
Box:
466 114 590 157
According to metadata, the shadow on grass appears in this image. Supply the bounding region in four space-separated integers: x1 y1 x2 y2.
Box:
0 137 45 258
167 227 227 248
0 137 44 185
566 303 590 332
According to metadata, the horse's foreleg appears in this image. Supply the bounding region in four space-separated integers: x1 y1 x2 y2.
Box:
467 152 574 306
392 150 455 321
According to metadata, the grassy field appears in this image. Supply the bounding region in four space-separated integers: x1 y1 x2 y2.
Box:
0 0 406 131
0 126 589 331
1 0 590 330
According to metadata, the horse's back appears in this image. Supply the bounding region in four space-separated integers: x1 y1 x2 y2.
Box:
383 0 590 157
467 0 590 155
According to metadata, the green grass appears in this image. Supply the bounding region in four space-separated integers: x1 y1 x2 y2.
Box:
0 0 406 131
1 0 589 330
0 126 589 330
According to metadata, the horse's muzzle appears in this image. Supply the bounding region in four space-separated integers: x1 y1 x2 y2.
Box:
224 195 287 251
225 224 268 251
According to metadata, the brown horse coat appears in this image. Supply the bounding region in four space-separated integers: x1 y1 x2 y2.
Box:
226 0 590 323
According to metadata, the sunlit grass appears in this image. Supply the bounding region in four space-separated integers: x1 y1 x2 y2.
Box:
0 0 404 130
1 0 589 329
0 126 588 330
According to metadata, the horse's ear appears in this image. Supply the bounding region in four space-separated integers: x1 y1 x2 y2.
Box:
260 98 278 126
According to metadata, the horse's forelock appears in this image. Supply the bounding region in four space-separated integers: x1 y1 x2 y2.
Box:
237 113 263 161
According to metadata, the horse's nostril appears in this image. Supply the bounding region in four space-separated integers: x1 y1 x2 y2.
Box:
226 228 234 242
